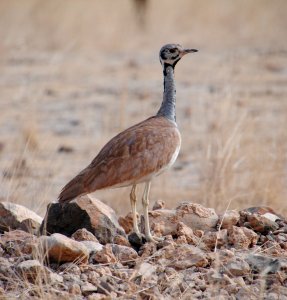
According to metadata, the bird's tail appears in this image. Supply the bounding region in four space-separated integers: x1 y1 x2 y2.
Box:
58 173 87 204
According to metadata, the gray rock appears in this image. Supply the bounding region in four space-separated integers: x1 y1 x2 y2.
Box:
0 202 42 234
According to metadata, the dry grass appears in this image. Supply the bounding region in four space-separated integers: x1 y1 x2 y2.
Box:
0 0 287 217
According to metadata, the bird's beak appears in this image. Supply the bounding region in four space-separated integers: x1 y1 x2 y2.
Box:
182 48 198 56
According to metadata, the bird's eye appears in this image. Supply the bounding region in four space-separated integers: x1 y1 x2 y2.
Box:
169 49 176 53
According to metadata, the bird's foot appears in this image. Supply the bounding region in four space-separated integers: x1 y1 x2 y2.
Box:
145 234 164 243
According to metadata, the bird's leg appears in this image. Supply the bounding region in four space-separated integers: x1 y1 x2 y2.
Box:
142 181 162 243
130 184 141 236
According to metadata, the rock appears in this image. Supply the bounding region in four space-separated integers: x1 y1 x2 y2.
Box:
152 199 165 210
38 233 89 264
46 271 64 284
218 210 240 229
176 222 199 245
0 229 37 255
119 212 138 234
41 195 126 244
92 244 116 264
68 283 81 295
245 213 279 234
147 203 218 237
223 256 250 276
111 244 138 263
16 259 45 283
135 262 157 281
0 202 42 234
167 244 209 270
81 282 97 296
138 242 157 258
176 202 218 231
72 228 99 242
201 229 228 250
81 241 103 255
245 254 281 273
240 207 285 223
113 235 131 247
58 262 81 275
228 226 258 249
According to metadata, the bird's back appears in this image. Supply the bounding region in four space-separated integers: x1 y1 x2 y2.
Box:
58 116 181 203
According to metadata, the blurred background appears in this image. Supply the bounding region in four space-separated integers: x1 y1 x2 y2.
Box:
0 0 287 217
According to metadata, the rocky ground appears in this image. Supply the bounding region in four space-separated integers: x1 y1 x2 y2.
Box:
0 197 287 299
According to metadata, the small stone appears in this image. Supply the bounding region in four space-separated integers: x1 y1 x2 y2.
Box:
38 233 89 264
68 283 81 295
201 229 228 250
81 282 97 296
92 244 116 264
58 262 81 275
138 242 157 258
111 244 138 263
245 213 279 234
118 212 137 234
16 259 44 283
152 199 165 210
228 226 258 249
80 241 103 255
224 257 250 276
72 228 99 242
46 271 64 284
0 229 37 255
113 235 131 247
176 222 199 245
168 244 209 270
218 210 240 229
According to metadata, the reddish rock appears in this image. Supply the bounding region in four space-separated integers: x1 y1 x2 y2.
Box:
92 244 117 264
0 202 42 234
41 196 126 244
113 235 131 247
218 210 240 229
167 244 209 270
72 228 99 242
118 212 137 234
111 244 138 263
176 222 199 245
38 233 89 264
201 229 228 250
228 226 258 249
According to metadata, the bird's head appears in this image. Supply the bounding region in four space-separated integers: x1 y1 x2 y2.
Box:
159 44 198 69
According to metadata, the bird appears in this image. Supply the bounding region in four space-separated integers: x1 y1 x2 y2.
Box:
58 44 198 242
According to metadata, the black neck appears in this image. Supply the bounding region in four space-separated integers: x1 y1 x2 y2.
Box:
156 65 176 123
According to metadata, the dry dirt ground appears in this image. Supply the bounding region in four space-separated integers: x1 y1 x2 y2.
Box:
0 0 287 218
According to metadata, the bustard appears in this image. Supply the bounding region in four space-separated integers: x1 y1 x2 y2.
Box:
58 44 198 242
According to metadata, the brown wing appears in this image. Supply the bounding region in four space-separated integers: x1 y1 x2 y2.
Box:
58 116 180 203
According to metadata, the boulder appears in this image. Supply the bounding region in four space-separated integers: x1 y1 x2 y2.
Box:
40 196 126 244
0 202 42 234
38 233 89 264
